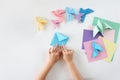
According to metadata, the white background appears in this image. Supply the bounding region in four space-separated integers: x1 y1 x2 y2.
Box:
0 0 120 80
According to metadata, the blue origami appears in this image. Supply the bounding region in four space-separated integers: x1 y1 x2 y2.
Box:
92 41 103 58
50 32 69 46
66 7 76 22
79 8 94 22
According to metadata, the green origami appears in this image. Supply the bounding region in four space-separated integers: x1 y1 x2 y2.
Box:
93 20 112 37
92 17 120 43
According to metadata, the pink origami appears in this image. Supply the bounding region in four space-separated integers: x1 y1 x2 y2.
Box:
51 20 61 28
52 9 65 22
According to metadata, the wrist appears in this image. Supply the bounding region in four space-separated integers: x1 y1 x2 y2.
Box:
66 61 75 69
66 60 73 65
48 61 55 66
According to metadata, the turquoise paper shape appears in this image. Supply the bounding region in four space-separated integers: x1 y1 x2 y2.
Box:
50 32 69 46
66 7 76 22
93 19 113 37
92 17 120 43
79 8 94 22
92 41 103 58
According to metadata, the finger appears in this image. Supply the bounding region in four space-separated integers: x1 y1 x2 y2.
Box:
59 51 63 58
55 45 59 50
61 46 65 53
49 48 52 54
50 47 54 53
67 49 72 54
60 46 63 52
53 44 58 51
62 45 67 53
57 46 62 52
59 46 62 50
70 49 74 54
57 47 62 56
57 49 62 54
53 49 59 55
58 46 62 52
56 46 62 54
66 50 69 55
64 46 68 52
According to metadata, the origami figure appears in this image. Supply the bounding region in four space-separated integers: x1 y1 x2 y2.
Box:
52 9 65 22
92 41 103 58
36 16 48 31
79 8 94 22
50 32 69 46
66 7 76 22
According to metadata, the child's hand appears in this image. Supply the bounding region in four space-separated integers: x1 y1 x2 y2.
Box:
61 46 74 64
48 45 61 65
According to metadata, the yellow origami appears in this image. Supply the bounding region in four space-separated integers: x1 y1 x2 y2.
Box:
36 16 48 31
102 38 116 62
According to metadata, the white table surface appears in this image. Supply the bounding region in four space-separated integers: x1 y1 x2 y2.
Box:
0 0 120 80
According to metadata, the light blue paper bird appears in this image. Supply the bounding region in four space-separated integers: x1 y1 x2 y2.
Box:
92 41 103 58
66 7 76 22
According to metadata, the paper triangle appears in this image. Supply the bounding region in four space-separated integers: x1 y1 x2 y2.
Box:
56 32 68 41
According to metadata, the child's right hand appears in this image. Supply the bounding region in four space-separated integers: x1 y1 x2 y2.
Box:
48 45 61 65
61 46 74 64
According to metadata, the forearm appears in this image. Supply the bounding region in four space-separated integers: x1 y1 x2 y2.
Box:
67 61 84 80
37 62 54 80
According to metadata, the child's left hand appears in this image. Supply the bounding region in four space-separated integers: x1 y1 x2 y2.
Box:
48 45 62 65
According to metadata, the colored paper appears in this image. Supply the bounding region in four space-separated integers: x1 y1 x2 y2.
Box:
52 9 65 22
36 16 47 31
92 17 120 43
51 20 60 28
84 38 107 62
75 13 82 23
82 29 103 49
92 41 103 58
88 26 115 42
82 29 115 49
102 38 117 62
103 30 115 42
93 19 112 37
79 8 94 22
50 32 69 46
66 7 76 22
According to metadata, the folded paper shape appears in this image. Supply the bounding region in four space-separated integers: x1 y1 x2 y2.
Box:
102 38 117 62
82 29 102 49
92 41 103 58
93 19 112 37
92 17 120 43
75 13 82 23
52 9 65 22
79 8 94 22
66 7 76 22
88 26 115 42
50 32 69 46
84 38 107 62
36 16 48 31
82 29 115 49
51 20 60 28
